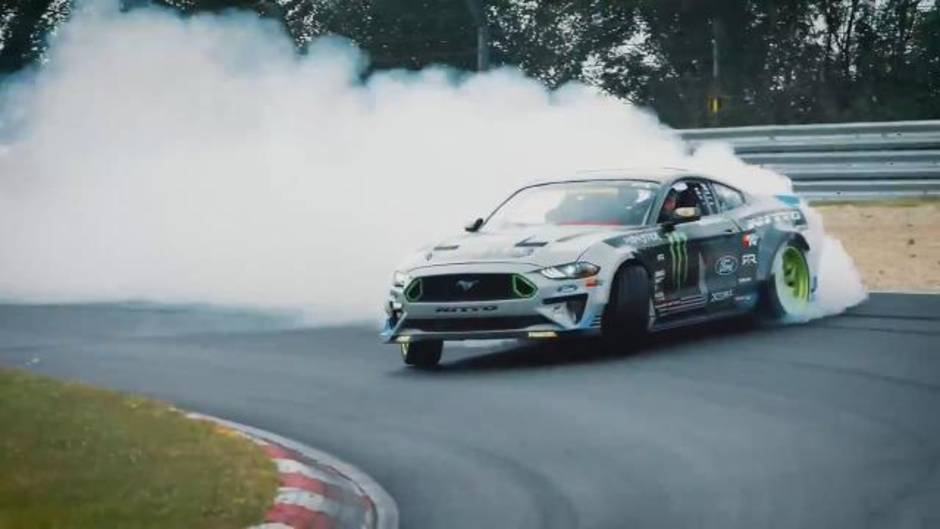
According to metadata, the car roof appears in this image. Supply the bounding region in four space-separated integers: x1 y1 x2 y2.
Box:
526 167 721 187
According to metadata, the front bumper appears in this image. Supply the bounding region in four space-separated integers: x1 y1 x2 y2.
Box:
380 263 608 343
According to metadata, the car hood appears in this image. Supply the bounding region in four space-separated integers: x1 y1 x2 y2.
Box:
400 224 648 271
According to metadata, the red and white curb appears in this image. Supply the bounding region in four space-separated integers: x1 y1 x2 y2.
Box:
187 413 398 529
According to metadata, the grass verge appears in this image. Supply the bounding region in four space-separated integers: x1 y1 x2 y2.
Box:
0 368 277 529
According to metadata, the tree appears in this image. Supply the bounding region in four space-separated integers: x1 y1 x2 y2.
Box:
0 0 70 73
2 0 938 126
488 0 643 89
277 0 479 71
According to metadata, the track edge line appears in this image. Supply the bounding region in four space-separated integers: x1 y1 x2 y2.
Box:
187 412 399 529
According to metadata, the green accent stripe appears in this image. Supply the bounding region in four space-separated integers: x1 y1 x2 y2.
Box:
667 231 688 289
679 232 688 284
512 274 537 298
404 278 423 302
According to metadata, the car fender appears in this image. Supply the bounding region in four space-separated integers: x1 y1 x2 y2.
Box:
578 243 648 306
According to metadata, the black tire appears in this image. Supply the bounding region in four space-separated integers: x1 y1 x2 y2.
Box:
400 340 443 368
601 264 652 350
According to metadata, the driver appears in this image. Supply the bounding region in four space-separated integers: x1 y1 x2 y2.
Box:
658 189 679 223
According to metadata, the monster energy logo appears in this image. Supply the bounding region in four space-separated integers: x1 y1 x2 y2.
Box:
666 231 688 288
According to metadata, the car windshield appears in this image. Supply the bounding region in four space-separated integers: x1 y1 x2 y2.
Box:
485 180 659 229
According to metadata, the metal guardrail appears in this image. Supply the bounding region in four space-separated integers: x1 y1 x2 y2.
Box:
679 120 940 200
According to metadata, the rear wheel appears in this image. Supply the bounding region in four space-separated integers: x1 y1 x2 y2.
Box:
762 242 811 319
601 264 652 350
400 340 443 368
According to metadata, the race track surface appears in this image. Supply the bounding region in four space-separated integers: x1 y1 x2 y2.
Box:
1 293 939 529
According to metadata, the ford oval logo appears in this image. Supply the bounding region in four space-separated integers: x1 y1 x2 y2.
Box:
715 255 739 276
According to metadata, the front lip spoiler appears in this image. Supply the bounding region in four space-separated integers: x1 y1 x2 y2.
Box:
382 328 601 343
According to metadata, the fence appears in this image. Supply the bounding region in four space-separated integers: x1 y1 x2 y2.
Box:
679 120 940 200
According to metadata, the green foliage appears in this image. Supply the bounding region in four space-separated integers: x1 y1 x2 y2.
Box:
0 0 71 73
1 0 938 126
276 0 479 71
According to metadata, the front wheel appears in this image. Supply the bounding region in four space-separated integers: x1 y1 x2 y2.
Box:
601 264 652 350
400 340 443 368
761 241 811 320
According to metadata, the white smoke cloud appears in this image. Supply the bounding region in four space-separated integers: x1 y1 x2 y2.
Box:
0 1 864 322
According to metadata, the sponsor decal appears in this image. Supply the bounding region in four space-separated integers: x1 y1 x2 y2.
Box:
655 294 707 313
653 270 666 300
742 233 760 248
624 231 662 246
666 231 689 288
744 210 805 231
557 284 578 294
738 277 753 284
657 253 666 262
735 294 756 303
710 289 734 302
435 306 498 313
742 253 757 266
715 254 739 276
605 231 662 248
692 184 718 212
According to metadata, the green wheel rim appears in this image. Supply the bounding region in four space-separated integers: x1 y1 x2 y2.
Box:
779 246 810 304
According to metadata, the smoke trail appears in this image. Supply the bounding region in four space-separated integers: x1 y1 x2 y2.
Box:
0 1 864 322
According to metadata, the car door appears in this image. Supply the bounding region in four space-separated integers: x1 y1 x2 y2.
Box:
653 179 741 317
711 180 759 307
698 180 744 311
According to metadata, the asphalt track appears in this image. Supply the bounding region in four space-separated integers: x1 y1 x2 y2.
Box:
1 293 938 529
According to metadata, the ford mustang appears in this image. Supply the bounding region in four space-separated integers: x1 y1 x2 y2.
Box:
382 168 821 367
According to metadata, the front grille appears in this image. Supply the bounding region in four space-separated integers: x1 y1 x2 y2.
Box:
411 274 536 302
402 316 551 333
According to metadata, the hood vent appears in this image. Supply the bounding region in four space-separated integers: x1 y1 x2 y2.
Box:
515 238 548 248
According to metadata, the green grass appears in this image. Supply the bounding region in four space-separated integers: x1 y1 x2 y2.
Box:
0 368 278 529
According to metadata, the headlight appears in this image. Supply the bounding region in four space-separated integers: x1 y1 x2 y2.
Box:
392 271 411 288
539 262 600 280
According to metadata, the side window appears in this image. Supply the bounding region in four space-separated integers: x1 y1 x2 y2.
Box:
712 182 746 211
657 180 717 223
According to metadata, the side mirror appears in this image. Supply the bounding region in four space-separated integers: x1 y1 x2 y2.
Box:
662 207 701 230
673 206 701 222
464 217 484 232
